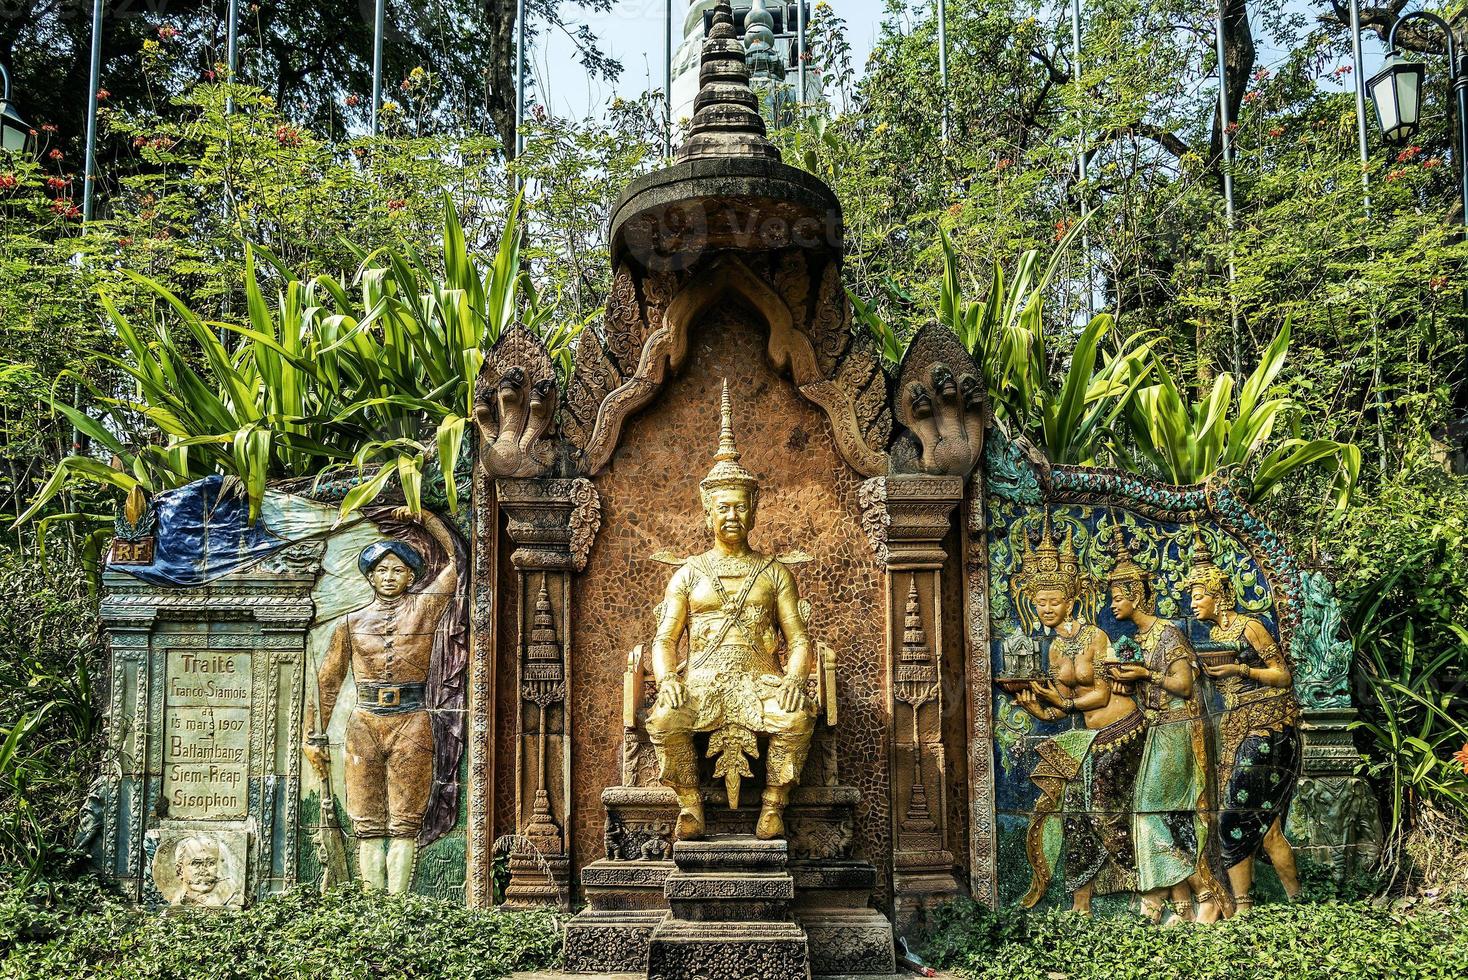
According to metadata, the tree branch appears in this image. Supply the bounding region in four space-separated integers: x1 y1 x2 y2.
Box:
1096 121 1194 161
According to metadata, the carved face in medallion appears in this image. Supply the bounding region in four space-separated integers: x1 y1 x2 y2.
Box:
705 487 755 548
367 553 416 599
175 836 221 898
1031 587 1074 630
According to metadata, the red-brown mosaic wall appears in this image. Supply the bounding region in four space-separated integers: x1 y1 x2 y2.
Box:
567 303 891 893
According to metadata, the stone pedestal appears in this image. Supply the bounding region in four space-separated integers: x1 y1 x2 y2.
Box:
1286 707 1383 876
564 861 676 973
792 862 898 976
646 837 809 980
566 814 894 976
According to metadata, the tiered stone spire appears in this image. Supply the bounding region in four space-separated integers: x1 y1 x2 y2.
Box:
676 0 781 162
896 575 940 837
526 578 563 687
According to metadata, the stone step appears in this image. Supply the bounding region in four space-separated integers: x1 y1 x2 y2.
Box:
562 909 667 974
672 834 789 871
664 868 796 922
646 919 811 980
665 870 796 902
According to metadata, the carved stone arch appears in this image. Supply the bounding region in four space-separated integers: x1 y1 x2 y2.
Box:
568 253 889 477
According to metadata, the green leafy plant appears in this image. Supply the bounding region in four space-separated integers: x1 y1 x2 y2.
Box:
1349 558 1468 867
0 879 564 978
0 553 102 886
855 220 1157 465
18 195 581 526
1120 320 1361 507
921 895 1468 979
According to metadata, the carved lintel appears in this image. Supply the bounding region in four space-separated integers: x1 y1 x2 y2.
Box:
564 253 890 479
859 475 963 570
496 477 601 571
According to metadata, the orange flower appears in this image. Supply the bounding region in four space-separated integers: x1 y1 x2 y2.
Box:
1453 742 1468 773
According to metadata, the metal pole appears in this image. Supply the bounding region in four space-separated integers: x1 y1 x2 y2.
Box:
664 0 673 156
516 0 526 159
82 0 103 224
1215 0 1241 376
225 0 239 114
1348 0 1386 465
1454 58 1468 235
371 0 386 136
937 0 949 142
1348 0 1370 212
1070 0 1092 319
796 0 807 112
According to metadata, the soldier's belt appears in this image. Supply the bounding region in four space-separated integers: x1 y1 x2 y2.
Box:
356 682 427 714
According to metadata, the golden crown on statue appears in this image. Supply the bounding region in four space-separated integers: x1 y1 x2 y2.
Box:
1015 511 1082 598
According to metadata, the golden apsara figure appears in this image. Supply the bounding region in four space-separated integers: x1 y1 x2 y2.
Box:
644 381 817 842
1011 514 1143 914
1184 531 1302 915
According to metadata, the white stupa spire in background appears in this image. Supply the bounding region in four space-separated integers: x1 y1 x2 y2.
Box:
669 0 821 128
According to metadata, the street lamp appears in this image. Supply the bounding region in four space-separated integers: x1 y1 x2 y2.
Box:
1368 53 1424 142
0 63 35 155
1369 11 1468 230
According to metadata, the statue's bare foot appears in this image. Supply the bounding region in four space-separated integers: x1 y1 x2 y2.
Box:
674 789 705 840
754 804 785 840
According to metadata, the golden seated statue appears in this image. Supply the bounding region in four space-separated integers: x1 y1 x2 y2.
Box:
623 381 837 842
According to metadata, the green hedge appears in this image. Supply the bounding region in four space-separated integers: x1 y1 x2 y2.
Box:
923 896 1468 980
0 880 562 979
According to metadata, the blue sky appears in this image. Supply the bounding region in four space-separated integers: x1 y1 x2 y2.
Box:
537 0 890 118
536 1 1386 122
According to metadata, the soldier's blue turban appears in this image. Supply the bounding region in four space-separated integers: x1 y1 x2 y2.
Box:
358 540 425 579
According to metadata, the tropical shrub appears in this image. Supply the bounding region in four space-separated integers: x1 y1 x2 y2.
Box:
18 196 583 526
1119 320 1361 509
853 222 1159 466
0 879 563 979
922 895 1468 980
0 552 102 887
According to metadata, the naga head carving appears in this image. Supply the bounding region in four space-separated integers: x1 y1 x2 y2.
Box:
894 324 986 477
474 330 559 478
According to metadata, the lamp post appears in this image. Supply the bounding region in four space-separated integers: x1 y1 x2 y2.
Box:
1369 11 1468 232
0 63 35 155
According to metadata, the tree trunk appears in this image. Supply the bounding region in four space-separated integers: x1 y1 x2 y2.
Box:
485 0 518 158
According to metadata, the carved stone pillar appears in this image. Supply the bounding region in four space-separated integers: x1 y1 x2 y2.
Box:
860 474 964 934
497 477 601 910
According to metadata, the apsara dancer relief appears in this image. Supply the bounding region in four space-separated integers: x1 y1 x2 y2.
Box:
991 501 1300 922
